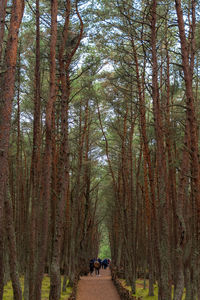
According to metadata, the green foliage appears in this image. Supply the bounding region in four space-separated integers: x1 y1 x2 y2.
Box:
3 277 72 300
98 243 111 259
98 215 111 259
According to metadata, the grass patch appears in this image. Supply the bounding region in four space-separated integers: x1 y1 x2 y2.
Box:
119 278 186 299
3 276 72 300
133 283 158 299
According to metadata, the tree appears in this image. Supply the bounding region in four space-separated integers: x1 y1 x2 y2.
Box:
0 1 25 299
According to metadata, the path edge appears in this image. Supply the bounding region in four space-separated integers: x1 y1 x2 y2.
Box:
110 266 142 300
68 274 79 300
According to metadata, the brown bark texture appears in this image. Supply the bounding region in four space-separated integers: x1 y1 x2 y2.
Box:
150 1 171 298
49 0 83 298
175 0 200 234
28 0 41 298
34 0 58 299
0 0 7 62
0 0 24 299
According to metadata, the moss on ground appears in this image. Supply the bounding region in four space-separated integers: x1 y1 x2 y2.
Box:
133 283 158 299
120 278 186 299
3 276 72 300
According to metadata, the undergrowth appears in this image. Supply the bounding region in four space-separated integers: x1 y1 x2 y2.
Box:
3 276 72 300
120 278 186 299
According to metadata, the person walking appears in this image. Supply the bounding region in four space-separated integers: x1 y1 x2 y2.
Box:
89 258 94 275
102 258 108 269
94 258 101 275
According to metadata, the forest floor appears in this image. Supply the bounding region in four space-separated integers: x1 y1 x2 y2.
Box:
76 268 121 300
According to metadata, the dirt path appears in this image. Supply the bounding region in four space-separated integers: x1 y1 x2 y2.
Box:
76 268 121 300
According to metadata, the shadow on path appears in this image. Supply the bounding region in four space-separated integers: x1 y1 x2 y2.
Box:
76 268 121 300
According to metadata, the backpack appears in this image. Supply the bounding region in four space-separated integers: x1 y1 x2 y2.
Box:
94 260 100 268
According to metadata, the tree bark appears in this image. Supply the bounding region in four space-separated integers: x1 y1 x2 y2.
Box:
175 2 200 296
49 1 71 299
0 0 24 299
130 30 156 297
150 1 171 298
50 0 84 294
4 195 22 300
175 0 200 237
29 0 41 297
34 0 58 299
0 0 7 62
0 174 5 300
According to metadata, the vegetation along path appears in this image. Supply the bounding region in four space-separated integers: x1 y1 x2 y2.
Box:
76 269 121 300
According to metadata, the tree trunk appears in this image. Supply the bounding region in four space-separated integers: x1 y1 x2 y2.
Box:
4 196 22 300
0 181 5 300
0 1 24 299
175 0 200 243
29 0 41 297
0 0 7 62
150 1 171 298
34 0 58 299
175 2 200 298
131 30 156 297
49 2 83 296
49 1 71 299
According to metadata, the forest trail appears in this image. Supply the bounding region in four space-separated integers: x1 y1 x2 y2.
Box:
76 268 121 300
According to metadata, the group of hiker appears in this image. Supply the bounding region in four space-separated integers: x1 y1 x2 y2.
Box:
89 257 111 275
